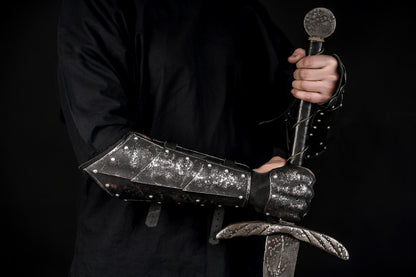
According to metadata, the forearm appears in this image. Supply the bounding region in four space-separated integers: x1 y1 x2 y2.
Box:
82 132 315 222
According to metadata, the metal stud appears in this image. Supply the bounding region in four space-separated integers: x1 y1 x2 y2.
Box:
207 163 212 168
273 174 278 179
124 146 129 150
309 133 313 136
241 174 246 178
115 193 120 197
266 212 270 216
238 195 243 199
110 157 116 162
165 149 169 154
320 112 324 116
313 126 317 129
185 157 190 161
272 194 277 198
105 184 110 188
319 142 324 145
196 199 201 203
327 126 331 130
148 195 154 199
92 169 98 174
224 169 229 173
134 136 139 140
317 119 322 123
235 205 239 208
218 204 222 208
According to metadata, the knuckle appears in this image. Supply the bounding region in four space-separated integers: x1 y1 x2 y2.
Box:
328 73 339 82
302 57 313 68
299 69 308 79
328 56 338 67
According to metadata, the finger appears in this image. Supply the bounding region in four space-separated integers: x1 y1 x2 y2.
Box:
296 54 338 69
288 48 306 64
291 89 331 104
292 80 336 95
293 67 339 82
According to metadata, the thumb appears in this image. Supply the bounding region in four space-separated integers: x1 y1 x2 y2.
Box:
288 48 306 64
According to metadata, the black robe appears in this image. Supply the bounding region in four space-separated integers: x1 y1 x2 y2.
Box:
57 0 294 276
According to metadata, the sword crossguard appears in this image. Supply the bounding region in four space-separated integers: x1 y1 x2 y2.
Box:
216 221 349 261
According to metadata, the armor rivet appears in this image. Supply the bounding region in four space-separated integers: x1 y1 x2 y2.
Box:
92 169 98 174
224 169 229 173
238 195 243 199
105 184 110 188
241 174 246 178
124 146 129 150
207 163 212 168
110 157 116 162
115 193 120 197
196 199 201 203
148 195 154 199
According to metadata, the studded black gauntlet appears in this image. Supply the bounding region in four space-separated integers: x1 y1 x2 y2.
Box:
82 132 315 222
250 166 315 222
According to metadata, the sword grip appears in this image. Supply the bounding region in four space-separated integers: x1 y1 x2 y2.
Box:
289 39 323 166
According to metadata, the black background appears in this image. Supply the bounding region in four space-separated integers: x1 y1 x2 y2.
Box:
2 0 415 276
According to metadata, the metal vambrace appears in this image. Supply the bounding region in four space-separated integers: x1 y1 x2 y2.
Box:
81 133 315 221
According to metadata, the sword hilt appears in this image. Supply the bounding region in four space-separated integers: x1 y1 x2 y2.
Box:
216 221 349 261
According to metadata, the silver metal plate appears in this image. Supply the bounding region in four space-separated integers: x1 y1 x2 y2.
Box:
304 7 336 39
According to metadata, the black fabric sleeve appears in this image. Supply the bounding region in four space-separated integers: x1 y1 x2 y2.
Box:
57 0 139 163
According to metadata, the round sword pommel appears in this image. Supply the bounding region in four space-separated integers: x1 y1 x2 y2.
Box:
304 7 336 39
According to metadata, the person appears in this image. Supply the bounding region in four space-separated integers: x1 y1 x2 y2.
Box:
57 0 346 276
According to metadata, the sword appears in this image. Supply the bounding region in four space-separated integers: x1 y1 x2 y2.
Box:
217 8 349 276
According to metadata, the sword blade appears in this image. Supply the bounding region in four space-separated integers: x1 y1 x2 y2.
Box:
264 235 299 277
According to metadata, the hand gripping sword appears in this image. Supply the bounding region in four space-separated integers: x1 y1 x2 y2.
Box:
217 8 349 277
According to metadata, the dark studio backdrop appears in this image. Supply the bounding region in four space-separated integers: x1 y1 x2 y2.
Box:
1 0 414 276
